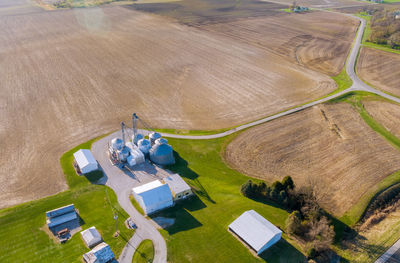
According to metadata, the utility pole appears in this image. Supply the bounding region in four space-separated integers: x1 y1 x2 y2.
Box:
114 213 118 235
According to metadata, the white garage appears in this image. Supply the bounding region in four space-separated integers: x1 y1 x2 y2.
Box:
229 210 282 255
132 180 173 215
73 149 98 174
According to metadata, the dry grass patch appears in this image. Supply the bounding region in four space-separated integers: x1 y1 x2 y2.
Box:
357 47 400 97
225 102 400 216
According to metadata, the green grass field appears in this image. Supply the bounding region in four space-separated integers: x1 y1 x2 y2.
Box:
0 138 133 263
132 239 154 263
152 136 306 263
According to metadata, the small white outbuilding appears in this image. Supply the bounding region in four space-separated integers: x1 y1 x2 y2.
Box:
73 149 98 174
162 174 192 201
81 226 102 248
83 242 114 263
229 210 282 255
132 180 173 215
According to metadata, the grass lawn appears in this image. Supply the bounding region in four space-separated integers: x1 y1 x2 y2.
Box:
0 138 133 263
130 195 145 216
132 239 154 263
151 136 306 263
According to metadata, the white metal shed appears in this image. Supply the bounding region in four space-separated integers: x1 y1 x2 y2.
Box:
229 210 282 255
81 226 102 248
73 149 98 174
132 180 173 215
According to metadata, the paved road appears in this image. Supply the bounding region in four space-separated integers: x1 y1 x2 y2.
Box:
154 15 400 141
92 132 167 263
375 238 400 263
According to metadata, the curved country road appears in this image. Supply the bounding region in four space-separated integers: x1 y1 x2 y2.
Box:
155 15 400 141
96 14 400 263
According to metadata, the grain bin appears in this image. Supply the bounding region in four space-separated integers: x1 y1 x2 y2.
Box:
138 139 151 154
149 132 162 146
132 134 144 145
149 143 175 165
111 138 123 151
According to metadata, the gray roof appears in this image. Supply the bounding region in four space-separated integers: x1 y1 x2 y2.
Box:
81 226 102 248
83 242 114 263
163 174 191 194
229 210 282 253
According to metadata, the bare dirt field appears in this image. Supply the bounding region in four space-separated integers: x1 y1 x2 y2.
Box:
225 102 400 216
262 0 371 9
363 100 400 139
0 1 338 207
357 47 400 97
200 11 359 76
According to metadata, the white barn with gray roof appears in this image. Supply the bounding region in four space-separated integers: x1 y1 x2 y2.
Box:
229 210 282 255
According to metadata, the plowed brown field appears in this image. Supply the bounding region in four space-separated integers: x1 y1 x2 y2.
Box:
364 100 400 139
200 11 359 75
357 47 400 97
225 102 400 216
0 4 338 207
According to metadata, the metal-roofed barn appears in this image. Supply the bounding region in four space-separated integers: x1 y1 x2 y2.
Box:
81 226 102 248
163 174 193 201
132 180 173 214
149 143 175 166
229 210 282 255
73 149 98 174
46 204 79 234
83 242 114 263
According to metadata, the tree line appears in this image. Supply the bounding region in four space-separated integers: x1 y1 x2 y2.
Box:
241 177 335 262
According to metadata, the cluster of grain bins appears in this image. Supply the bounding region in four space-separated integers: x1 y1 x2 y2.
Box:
108 115 175 167
132 174 193 215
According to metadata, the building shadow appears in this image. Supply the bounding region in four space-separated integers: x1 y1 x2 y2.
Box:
85 168 107 185
166 151 215 204
259 239 306 263
150 200 203 235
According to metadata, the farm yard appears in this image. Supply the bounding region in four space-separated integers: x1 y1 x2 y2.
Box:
357 47 400 97
225 97 400 217
0 0 351 208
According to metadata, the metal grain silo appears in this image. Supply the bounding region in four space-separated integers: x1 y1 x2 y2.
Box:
149 143 175 165
132 134 144 145
149 132 161 146
111 138 124 151
138 139 151 154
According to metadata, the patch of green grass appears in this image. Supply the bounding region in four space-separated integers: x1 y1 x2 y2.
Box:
341 170 400 226
130 195 145 216
155 136 305 262
0 138 133 263
132 239 154 263
282 8 293 13
331 67 353 93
